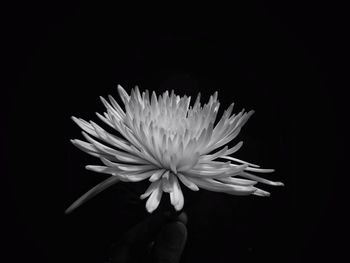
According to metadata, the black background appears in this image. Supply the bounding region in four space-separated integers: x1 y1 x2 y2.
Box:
3 1 347 263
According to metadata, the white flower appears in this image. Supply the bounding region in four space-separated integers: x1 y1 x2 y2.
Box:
66 85 283 214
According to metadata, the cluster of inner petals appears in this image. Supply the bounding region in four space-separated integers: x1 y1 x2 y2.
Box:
66 85 283 214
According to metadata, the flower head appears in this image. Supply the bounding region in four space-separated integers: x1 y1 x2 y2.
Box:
66 85 283 214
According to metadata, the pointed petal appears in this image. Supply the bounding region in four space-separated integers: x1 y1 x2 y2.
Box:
199 146 228 162
108 94 126 117
223 141 244 156
71 116 98 137
240 172 284 186
85 165 119 175
189 177 256 195
81 131 124 156
117 84 130 105
95 112 114 128
161 171 173 193
107 163 156 173
140 180 161 200
145 184 163 213
185 164 248 178
218 177 258 186
70 139 115 159
149 169 166 182
244 167 275 173
253 188 271 196
177 173 199 191
120 170 159 182
220 155 260 168
172 176 184 211
99 96 123 121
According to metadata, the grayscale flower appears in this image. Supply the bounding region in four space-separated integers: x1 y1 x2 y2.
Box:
66 85 283 214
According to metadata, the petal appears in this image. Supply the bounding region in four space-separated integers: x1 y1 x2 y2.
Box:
85 165 119 175
253 188 271 196
72 138 148 165
108 163 156 173
95 112 115 128
145 184 163 213
220 155 260 168
192 161 231 171
243 167 275 173
177 173 199 191
99 96 124 121
161 171 173 193
199 146 228 162
81 131 128 157
171 176 184 211
85 164 154 182
119 170 160 182
149 169 166 182
70 139 116 160
108 94 126 117
71 116 98 137
89 121 131 150
117 84 130 105
217 177 258 186
189 177 256 196
185 164 248 178
221 141 244 156
240 172 284 186
140 180 161 200
113 153 150 165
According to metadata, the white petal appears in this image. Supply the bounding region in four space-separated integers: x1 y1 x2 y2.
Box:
220 155 260 168
85 165 118 175
71 139 115 160
89 121 131 150
185 164 248 178
113 153 150 164
95 112 115 128
177 173 199 191
199 146 228 162
81 132 125 156
243 167 275 173
110 163 156 173
108 94 126 117
189 177 256 196
161 171 173 193
149 169 166 182
140 180 161 200
192 161 231 171
121 170 160 182
71 116 98 137
117 84 130 105
172 176 184 211
223 141 244 156
218 177 258 186
240 172 284 186
145 185 163 213
72 136 147 165
99 96 123 121
85 165 153 182
253 188 271 196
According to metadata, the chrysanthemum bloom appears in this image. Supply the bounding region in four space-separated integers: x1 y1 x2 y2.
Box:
66 85 283 214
